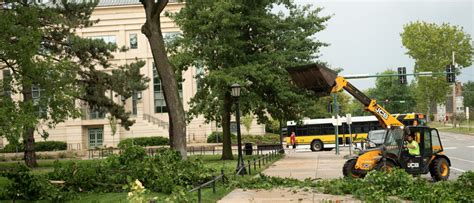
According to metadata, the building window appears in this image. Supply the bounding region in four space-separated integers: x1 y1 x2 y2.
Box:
163 32 180 44
132 91 138 115
2 70 11 98
90 107 105 119
32 85 46 117
90 35 117 45
230 121 237 134
195 67 205 91
88 128 103 148
153 65 182 113
129 33 138 49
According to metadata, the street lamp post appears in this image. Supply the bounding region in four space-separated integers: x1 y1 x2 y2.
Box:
231 83 246 175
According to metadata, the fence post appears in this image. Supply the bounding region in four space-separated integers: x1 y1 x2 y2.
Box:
221 169 225 184
212 175 216 193
253 158 256 172
259 158 261 168
198 188 202 203
247 160 251 175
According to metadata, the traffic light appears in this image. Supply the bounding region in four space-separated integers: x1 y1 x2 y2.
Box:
397 67 407 85
446 64 456 83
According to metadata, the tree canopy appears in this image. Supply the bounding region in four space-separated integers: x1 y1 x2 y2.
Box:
401 21 474 120
168 0 330 159
463 81 474 111
0 0 148 166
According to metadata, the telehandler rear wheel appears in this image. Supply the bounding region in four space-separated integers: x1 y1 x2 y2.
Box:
376 160 396 172
430 157 450 181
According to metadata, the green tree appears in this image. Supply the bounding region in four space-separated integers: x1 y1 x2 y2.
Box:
169 0 330 159
241 114 253 135
401 21 474 121
463 81 474 109
139 0 188 159
369 70 416 114
0 0 148 167
304 92 351 118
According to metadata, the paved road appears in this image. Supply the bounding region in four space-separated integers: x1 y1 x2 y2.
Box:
438 131 474 178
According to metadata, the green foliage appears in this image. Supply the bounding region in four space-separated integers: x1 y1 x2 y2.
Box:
207 132 279 144
463 81 474 109
401 21 474 117
305 92 351 118
265 118 281 134
242 114 254 135
0 164 74 201
369 70 416 114
169 0 331 158
207 132 236 143
233 173 316 190
0 0 149 166
117 136 169 148
0 141 67 153
48 145 214 195
315 169 474 202
240 134 281 144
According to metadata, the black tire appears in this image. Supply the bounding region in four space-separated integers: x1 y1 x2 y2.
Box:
375 160 397 172
343 159 364 178
430 157 450 181
323 148 334 151
310 140 323 151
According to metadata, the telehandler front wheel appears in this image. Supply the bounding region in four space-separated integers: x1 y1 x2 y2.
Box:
430 157 450 181
342 159 365 178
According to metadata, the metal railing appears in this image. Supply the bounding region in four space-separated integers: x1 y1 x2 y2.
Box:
189 149 283 203
143 114 169 129
188 170 227 203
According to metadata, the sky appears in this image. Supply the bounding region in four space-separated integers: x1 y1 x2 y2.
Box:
294 0 473 90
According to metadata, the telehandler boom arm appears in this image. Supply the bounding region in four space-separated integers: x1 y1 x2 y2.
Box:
331 76 403 128
285 63 403 128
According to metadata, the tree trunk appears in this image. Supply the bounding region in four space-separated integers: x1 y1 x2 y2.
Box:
221 92 234 160
22 83 38 167
141 0 187 159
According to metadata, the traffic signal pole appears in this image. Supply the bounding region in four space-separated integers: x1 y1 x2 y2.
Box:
343 71 451 79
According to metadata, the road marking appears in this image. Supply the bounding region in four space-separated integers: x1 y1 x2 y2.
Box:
467 146 474 148
443 147 457 150
451 167 466 172
450 156 474 164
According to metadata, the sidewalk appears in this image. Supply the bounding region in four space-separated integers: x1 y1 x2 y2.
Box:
263 147 348 180
219 146 360 203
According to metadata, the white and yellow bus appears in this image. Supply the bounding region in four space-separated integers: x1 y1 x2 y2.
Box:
284 116 383 151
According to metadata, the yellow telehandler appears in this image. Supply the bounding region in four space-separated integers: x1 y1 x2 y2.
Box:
286 63 450 181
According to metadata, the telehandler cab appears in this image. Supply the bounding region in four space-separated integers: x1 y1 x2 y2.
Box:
286 63 451 181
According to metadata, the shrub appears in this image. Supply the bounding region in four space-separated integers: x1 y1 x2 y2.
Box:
315 169 474 202
118 136 169 148
207 132 236 143
239 134 280 144
36 141 67 151
0 164 73 201
0 141 66 153
48 145 214 195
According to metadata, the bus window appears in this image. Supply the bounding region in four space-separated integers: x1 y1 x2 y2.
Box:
296 127 307 136
308 126 320 135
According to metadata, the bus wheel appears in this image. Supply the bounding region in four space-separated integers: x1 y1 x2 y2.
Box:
310 140 323 151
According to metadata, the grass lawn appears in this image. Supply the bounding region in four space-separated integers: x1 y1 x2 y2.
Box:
429 122 474 135
0 153 282 203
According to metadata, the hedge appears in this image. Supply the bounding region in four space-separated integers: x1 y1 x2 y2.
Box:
0 141 67 153
206 132 236 143
118 136 169 148
207 132 280 144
